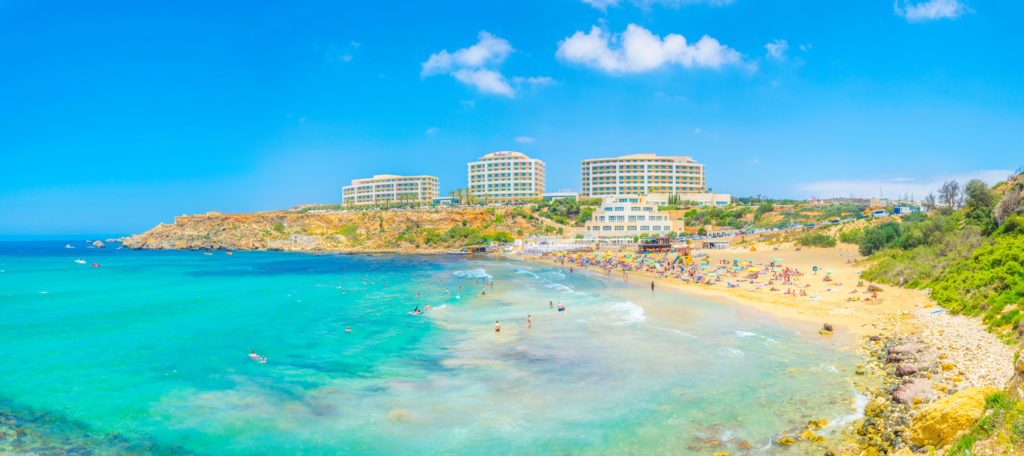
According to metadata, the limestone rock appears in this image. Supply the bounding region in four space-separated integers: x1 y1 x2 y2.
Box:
92 240 105 248
1007 355 1024 401
893 378 933 404
895 364 918 377
908 386 998 448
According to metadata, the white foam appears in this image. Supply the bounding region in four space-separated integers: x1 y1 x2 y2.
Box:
718 347 744 358
830 388 870 429
609 301 646 324
542 271 565 280
453 268 492 280
515 269 539 279
734 330 757 338
812 364 839 373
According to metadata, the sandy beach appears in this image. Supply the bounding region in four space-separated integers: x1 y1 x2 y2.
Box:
518 238 1016 389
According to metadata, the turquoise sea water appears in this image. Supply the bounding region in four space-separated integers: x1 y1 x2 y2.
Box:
0 241 865 455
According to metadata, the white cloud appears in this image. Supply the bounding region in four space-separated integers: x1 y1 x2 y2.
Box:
556 24 743 74
694 128 701 134
426 127 438 135
764 39 788 60
581 0 735 10
515 136 535 143
895 0 968 22
795 169 1012 199
422 31 549 97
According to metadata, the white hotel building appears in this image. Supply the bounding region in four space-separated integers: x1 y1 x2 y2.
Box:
468 151 545 203
584 196 685 237
342 174 439 207
581 154 706 198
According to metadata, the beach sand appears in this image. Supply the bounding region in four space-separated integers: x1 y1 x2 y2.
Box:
520 238 1015 388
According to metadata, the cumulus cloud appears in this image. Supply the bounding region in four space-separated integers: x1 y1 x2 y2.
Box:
581 0 735 10
556 24 743 74
515 136 535 143
422 32 548 97
894 0 969 22
794 169 1012 199
764 39 788 60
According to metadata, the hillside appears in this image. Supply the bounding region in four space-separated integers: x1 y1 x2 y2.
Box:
122 207 570 252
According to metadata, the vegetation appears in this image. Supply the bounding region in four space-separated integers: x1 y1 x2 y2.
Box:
531 198 601 226
858 170 1024 342
947 392 1024 456
421 226 514 246
795 233 837 248
272 222 286 234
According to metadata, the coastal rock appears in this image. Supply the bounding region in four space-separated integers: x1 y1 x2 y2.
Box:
1007 355 1024 401
908 386 998 448
864 397 887 418
893 378 933 404
92 240 105 248
894 365 918 377
886 354 908 364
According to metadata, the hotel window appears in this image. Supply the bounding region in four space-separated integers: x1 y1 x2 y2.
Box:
615 207 624 211
603 226 611 231
614 226 624 231
640 226 649 231
628 226 637 230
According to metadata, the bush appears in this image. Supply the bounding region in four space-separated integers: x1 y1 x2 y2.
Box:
796 233 836 248
272 222 285 233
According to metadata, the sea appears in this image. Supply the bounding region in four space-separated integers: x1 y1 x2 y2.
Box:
0 240 867 455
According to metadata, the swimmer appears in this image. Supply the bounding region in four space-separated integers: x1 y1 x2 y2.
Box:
495 321 500 333
528 314 532 328
259 356 266 364
249 350 258 361
345 326 352 332
424 304 432 310
549 301 553 309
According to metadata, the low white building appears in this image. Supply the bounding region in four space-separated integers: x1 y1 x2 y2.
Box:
645 192 731 207
583 196 685 238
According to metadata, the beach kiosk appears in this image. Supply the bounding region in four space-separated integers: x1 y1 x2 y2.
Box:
638 237 672 253
702 240 731 250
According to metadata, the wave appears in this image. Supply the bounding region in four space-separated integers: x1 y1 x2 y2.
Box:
453 268 492 280
829 387 870 429
734 330 756 338
515 269 539 279
718 347 744 358
609 301 646 324
541 271 565 280
811 364 839 373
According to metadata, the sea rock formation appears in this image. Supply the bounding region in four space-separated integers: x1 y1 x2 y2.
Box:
121 207 569 252
92 240 105 248
908 386 998 448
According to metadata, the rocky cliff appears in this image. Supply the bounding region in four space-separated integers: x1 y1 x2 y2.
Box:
122 207 570 252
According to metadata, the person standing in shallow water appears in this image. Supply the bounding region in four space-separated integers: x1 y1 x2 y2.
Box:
527 315 532 328
495 321 500 333
651 280 655 291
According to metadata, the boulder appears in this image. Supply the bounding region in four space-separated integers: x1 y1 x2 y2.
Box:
908 386 998 448
894 364 918 377
1007 355 1024 401
893 378 933 404
92 240 105 248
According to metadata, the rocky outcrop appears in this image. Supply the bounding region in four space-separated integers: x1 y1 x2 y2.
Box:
92 240 105 248
908 386 998 448
1006 355 1024 401
122 208 568 252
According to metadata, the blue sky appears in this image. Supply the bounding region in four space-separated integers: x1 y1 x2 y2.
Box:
1 0 1022 235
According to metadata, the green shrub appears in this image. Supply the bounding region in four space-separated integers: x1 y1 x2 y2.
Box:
795 233 836 248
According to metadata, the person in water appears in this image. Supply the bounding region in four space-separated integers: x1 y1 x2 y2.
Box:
495 321 500 333
650 280 655 291
345 326 352 332
249 350 258 361
528 314 532 328
259 356 267 364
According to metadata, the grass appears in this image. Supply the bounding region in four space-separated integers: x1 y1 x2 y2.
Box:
946 392 1024 455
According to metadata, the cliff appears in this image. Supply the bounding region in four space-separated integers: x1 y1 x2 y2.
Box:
122 207 571 252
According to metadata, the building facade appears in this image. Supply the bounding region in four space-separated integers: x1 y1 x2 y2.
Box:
342 174 439 207
645 192 731 207
581 154 705 198
583 196 685 238
467 151 545 203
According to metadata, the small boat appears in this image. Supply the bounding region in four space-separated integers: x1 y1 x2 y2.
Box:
226 252 233 256
65 244 74 249
91 263 101 267
203 252 213 256
74 259 86 264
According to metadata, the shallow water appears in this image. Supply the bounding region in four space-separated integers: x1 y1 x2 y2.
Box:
0 241 865 455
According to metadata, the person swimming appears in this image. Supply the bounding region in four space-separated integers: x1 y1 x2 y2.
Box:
249 350 258 361
528 314 532 328
259 355 266 364
495 321 500 333
345 326 352 332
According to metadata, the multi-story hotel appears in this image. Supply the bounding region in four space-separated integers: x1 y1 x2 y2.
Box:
583 196 685 237
580 154 705 198
342 174 439 207
467 151 545 203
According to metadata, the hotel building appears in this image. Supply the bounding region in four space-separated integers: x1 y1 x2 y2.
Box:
580 154 705 198
584 196 685 237
342 174 439 207
467 151 545 203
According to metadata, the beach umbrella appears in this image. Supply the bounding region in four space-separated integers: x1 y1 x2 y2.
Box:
825 270 834 274
700 265 710 269
771 257 783 261
747 268 759 272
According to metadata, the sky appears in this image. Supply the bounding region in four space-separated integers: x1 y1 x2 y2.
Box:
1 0 1022 235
